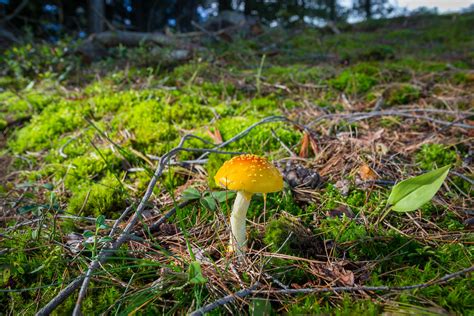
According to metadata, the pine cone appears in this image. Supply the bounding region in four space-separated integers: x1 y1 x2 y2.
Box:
276 160 322 189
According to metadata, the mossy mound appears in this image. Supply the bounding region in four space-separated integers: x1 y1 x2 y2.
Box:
383 83 421 106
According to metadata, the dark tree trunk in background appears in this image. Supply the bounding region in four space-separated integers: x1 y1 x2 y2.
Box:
365 0 372 19
132 0 147 31
244 0 256 15
176 0 197 32
328 0 336 21
219 0 232 12
88 0 105 33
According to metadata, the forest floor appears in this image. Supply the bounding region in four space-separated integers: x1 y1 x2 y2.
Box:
0 12 473 315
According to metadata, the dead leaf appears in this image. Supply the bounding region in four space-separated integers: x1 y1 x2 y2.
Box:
308 133 319 156
359 164 378 180
299 132 309 158
337 269 355 286
207 128 222 144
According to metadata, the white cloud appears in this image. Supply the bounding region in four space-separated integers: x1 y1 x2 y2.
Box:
394 0 473 12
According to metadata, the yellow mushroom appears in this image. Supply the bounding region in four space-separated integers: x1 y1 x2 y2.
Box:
214 154 283 256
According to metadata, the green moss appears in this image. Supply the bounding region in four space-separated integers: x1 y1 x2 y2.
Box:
250 96 278 111
264 217 306 255
171 61 212 84
288 295 381 315
0 229 71 313
320 216 367 244
0 117 6 130
319 183 344 210
64 284 122 314
331 69 378 94
63 150 122 189
389 59 448 73
345 189 366 208
9 99 89 152
264 64 327 84
390 252 473 314
67 174 126 218
206 153 232 189
416 144 458 170
357 45 396 61
216 116 301 154
200 81 237 98
345 232 431 268
384 83 421 106
0 90 57 127
451 71 474 85
112 99 175 154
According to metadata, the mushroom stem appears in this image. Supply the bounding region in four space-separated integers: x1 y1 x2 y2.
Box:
229 191 252 255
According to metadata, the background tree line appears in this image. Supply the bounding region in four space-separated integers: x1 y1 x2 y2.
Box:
0 0 394 39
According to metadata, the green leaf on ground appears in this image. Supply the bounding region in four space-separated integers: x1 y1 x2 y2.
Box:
182 187 201 201
188 261 207 285
210 191 236 203
387 165 451 212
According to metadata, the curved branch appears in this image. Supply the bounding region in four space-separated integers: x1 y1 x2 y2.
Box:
0 0 29 24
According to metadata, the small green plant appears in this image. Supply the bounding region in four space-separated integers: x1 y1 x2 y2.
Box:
382 165 450 218
82 215 112 259
187 261 207 285
182 187 236 212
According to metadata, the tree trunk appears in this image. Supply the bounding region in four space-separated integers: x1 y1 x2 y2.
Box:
329 0 336 21
88 0 105 34
219 0 232 12
176 0 197 32
365 0 372 19
245 0 259 15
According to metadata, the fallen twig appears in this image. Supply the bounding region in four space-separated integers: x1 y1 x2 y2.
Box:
0 0 29 23
134 200 192 238
311 109 474 129
188 266 473 315
197 115 312 161
261 265 474 294
189 282 261 316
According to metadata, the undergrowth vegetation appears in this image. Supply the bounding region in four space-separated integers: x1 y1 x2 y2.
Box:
0 12 473 315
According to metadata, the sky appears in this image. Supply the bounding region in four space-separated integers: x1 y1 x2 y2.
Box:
394 0 473 12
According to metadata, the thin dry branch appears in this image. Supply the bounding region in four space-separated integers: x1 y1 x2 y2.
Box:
197 115 312 161
189 282 261 316
310 109 473 129
0 0 29 23
189 266 473 315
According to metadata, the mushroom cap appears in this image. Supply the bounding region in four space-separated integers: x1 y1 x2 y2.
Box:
214 154 283 194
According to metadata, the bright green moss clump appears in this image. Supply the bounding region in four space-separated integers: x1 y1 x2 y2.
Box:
216 117 301 154
384 83 421 106
264 216 320 257
0 117 6 130
64 150 122 188
67 174 126 218
9 100 89 152
416 144 458 170
331 64 379 95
